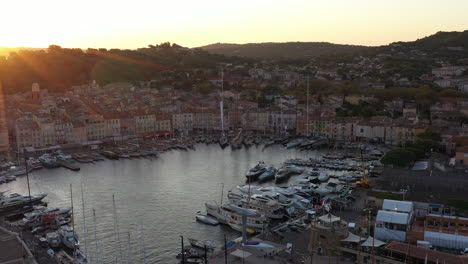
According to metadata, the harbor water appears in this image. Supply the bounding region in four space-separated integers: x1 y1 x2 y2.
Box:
0 144 329 263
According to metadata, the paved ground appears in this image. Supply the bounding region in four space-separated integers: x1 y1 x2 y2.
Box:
374 161 468 203
0 227 36 264
0 217 57 264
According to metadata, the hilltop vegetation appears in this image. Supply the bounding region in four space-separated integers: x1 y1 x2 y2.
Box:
1 31 467 94
0 43 246 94
0 47 45 57
199 42 367 59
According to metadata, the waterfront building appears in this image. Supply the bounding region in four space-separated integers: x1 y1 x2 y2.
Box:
15 119 42 151
375 200 414 242
0 121 9 154
172 112 193 133
135 112 156 134
104 114 122 138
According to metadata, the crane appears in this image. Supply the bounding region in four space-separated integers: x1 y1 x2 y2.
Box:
356 144 371 188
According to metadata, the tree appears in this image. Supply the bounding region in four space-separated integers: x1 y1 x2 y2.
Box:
197 82 214 95
381 149 416 167
440 88 467 98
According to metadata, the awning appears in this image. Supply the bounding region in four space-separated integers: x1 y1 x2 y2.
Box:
361 236 386 247
230 249 252 258
341 232 365 243
318 213 341 223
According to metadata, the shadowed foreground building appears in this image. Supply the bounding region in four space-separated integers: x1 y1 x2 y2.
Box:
0 226 36 264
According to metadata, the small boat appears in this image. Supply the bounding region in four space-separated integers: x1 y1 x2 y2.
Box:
285 164 305 174
100 151 119 160
176 247 202 260
219 136 229 149
286 139 303 149
46 232 62 248
55 250 75 264
195 214 219 225
253 136 262 145
73 249 90 264
275 167 293 183
338 176 357 183
227 220 256 234
6 175 17 182
258 167 277 183
243 240 275 249
318 172 329 182
59 225 80 249
188 238 215 251
245 161 266 181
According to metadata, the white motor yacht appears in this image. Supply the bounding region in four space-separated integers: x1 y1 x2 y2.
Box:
205 202 267 231
227 192 285 219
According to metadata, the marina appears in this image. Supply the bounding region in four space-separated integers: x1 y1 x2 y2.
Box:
0 139 384 263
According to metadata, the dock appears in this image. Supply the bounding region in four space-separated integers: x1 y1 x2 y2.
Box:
58 161 80 171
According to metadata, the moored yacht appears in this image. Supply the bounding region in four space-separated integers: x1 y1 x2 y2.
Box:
245 161 266 181
58 225 80 249
258 167 277 183
205 202 267 231
0 191 47 212
227 192 285 219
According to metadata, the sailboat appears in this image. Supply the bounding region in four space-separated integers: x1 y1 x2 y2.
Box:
218 69 229 149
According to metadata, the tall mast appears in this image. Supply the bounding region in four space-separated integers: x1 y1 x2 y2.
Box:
306 75 310 137
127 232 132 264
113 194 123 263
81 181 88 258
70 184 76 254
140 219 147 264
23 148 32 205
93 208 99 264
219 183 224 213
220 69 225 136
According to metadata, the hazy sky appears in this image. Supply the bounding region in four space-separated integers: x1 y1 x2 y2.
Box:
1 0 467 49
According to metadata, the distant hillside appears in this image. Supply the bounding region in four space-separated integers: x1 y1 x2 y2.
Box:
408 30 468 50
0 43 243 94
198 42 368 59
0 47 45 57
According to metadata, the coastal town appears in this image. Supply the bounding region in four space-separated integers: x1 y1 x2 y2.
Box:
0 36 468 263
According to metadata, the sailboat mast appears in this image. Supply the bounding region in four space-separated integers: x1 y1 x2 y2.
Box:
22 148 32 205
127 232 132 264
140 219 147 264
113 194 123 263
92 208 99 264
220 183 224 209
220 69 225 136
81 182 88 258
306 75 310 137
70 184 76 254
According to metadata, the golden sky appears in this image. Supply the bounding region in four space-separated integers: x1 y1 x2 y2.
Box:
1 0 467 49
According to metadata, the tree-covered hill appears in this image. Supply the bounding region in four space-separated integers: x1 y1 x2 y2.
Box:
0 43 246 94
199 42 368 59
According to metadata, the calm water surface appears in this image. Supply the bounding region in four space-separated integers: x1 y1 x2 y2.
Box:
1 144 325 263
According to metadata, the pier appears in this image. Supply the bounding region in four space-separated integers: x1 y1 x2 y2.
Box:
57 161 80 171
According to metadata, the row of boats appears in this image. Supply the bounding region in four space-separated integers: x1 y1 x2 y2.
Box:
194 146 385 233
0 190 90 263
